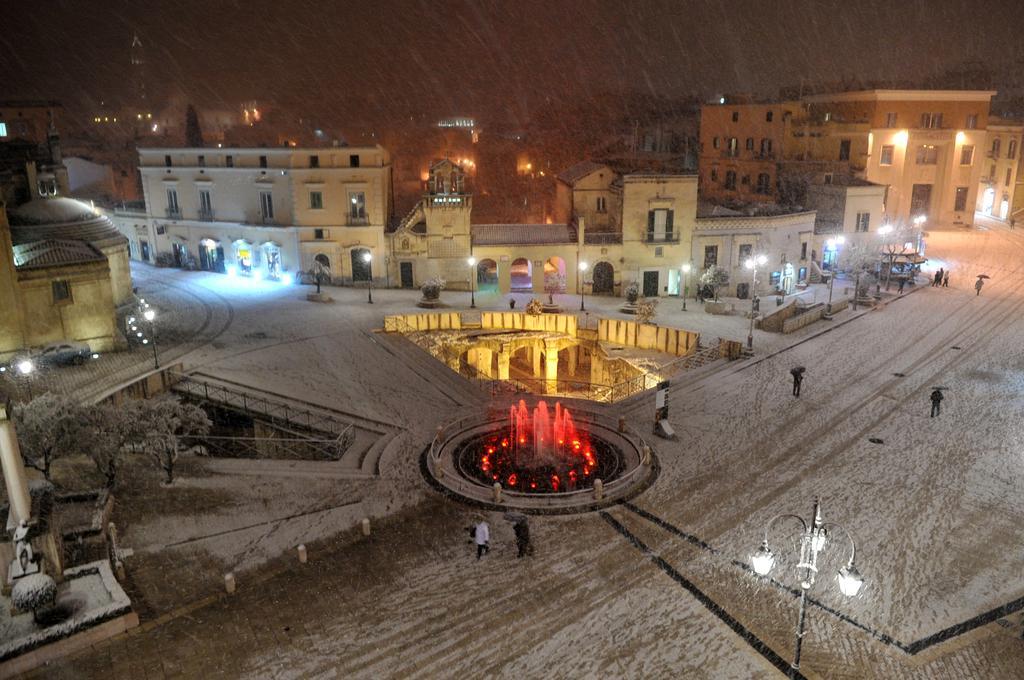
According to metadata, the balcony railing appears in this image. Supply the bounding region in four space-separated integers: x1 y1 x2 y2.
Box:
584 232 623 245
259 214 277 225
645 232 680 244
165 208 181 219
198 208 215 221
347 215 369 226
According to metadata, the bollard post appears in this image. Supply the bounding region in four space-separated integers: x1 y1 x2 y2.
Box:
224 572 236 594
618 416 626 433
594 478 604 501
641 444 652 465
297 544 307 563
361 517 371 536
493 481 502 503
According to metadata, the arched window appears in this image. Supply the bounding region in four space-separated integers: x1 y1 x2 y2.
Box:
1009 140 1018 160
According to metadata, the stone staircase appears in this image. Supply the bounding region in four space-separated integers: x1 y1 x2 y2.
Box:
371 330 487 407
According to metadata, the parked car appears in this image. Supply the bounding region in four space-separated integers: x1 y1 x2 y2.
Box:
34 341 97 367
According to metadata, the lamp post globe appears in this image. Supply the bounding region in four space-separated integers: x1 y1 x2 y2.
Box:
16 359 34 376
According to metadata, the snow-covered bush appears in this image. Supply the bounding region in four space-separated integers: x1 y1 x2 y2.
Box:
636 298 658 325
154 252 176 268
700 266 729 301
625 281 640 303
525 298 544 315
420 276 446 300
11 573 57 623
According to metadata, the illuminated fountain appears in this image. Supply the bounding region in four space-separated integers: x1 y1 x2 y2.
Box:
458 399 616 493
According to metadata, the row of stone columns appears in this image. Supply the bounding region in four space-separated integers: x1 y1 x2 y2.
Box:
461 339 587 394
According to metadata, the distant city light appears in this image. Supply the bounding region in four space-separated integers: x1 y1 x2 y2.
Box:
719 96 726 104
152 123 159 132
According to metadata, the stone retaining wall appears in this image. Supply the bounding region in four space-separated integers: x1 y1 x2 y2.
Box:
597 319 698 356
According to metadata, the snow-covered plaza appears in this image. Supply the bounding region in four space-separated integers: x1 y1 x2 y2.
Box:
12 222 1024 679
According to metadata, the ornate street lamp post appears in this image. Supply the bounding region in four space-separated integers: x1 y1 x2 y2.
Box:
468 256 477 308
744 254 768 350
750 496 865 678
363 252 374 304
681 262 692 311
578 261 588 311
143 308 159 369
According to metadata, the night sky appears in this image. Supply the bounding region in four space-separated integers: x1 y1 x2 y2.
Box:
4 0 1023 126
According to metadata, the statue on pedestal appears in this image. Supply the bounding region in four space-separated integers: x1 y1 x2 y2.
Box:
9 519 40 581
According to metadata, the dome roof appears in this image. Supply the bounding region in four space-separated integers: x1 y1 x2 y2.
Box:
7 197 127 250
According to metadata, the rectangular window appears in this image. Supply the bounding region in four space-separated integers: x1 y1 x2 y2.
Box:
856 212 870 232
259 191 274 219
710 169 718 182
915 145 938 164
885 112 897 128
164 155 172 167
724 170 737 190
880 145 894 165
166 188 179 213
965 114 978 130
314 228 325 240
738 243 753 261
1009 140 1018 160
765 111 773 122
309 191 323 209
823 173 834 185
309 155 320 168
0 122 7 137
732 111 739 122
349 192 366 222
954 186 968 211
349 154 360 168
225 155 234 168
199 189 212 216
51 280 71 304
728 137 738 156
259 155 268 168
745 137 754 150
839 139 851 161
920 113 943 129
1007 169 1013 186
198 155 206 167
596 196 606 213
703 245 718 269
990 164 997 179
800 242 808 260
960 145 974 165
712 137 720 149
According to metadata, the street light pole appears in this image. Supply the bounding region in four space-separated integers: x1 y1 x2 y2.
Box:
363 252 373 304
681 263 691 311
751 496 864 678
744 254 767 350
143 308 159 369
825 236 845 314
468 256 477 308
578 261 588 311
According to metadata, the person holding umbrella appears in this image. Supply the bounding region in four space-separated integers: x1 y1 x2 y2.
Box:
975 274 989 296
790 367 805 397
930 388 945 417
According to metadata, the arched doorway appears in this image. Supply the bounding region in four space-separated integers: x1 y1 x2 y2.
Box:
199 238 224 273
234 241 254 274
592 261 614 294
511 258 532 292
351 248 371 282
544 257 566 293
982 187 996 214
781 262 795 294
262 242 282 279
1000 195 1010 220
477 258 498 291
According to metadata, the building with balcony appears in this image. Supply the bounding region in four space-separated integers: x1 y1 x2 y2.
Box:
975 118 1022 221
129 146 393 282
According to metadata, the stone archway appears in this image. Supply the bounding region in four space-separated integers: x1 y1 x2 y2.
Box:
592 261 614 294
511 258 532 292
477 258 498 291
544 256 567 293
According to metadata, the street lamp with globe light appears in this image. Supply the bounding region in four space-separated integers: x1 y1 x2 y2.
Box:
825 235 846 313
363 252 373 304
467 256 477 308
143 308 159 369
681 263 692 311
743 254 768 350
15 359 35 400
751 497 864 678
578 261 588 311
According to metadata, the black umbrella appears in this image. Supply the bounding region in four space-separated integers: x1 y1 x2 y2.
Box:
790 366 806 375
977 274 991 279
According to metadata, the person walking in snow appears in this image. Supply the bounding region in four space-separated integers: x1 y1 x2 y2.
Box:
513 518 532 558
474 520 490 559
790 368 804 397
975 278 984 296
942 271 950 288
897 277 906 294
929 389 944 418
932 268 943 287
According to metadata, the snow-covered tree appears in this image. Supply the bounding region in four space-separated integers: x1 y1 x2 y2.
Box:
310 260 331 294
86 401 149 489
11 573 57 624
636 298 658 325
879 223 918 290
525 298 544 315
141 397 211 485
700 266 730 301
14 395 90 481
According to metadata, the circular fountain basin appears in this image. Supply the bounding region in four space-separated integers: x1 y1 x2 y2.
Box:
423 399 658 513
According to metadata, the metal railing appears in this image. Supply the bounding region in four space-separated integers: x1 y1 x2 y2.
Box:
182 433 349 461
165 208 182 219
645 232 681 244
584 232 623 244
171 375 355 448
198 208 215 221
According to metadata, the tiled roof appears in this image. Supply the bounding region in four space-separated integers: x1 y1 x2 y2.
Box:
8 198 128 250
556 161 609 186
13 239 106 270
472 223 576 246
